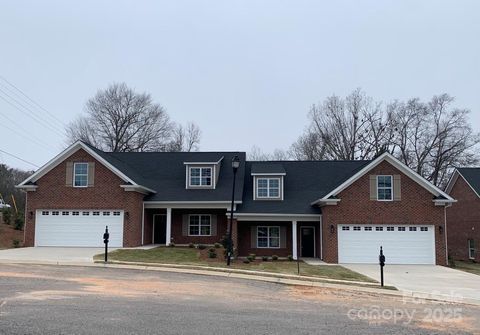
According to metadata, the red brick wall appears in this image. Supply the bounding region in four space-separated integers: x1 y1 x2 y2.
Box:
322 161 447 265
24 149 144 247
237 222 292 257
446 176 480 261
170 209 228 245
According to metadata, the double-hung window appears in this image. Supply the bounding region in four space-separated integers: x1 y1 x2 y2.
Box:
74 163 89 187
189 167 212 187
377 175 392 201
256 178 280 199
257 226 280 248
189 215 211 236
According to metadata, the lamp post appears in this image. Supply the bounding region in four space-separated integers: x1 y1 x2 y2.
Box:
227 155 240 266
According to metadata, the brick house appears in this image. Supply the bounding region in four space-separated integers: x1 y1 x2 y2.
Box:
17 141 455 265
445 168 479 262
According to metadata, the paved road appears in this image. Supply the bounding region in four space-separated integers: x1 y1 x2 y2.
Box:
0 264 479 334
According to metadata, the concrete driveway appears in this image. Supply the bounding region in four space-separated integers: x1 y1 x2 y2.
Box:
0 247 109 264
343 264 480 304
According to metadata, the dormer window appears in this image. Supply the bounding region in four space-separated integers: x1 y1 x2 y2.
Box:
189 167 212 187
256 177 281 199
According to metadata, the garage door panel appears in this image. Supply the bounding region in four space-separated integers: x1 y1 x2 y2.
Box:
338 225 435 264
35 210 124 247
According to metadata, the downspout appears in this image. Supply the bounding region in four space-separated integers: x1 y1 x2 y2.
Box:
141 202 145 245
319 215 323 260
444 203 452 266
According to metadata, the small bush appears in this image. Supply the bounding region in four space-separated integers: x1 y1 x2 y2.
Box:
287 255 294 261
214 242 222 249
243 259 250 264
168 243 175 247
208 250 217 258
14 217 24 231
188 243 195 248
249 253 256 260
197 244 207 250
272 255 278 261
262 256 269 262
208 247 216 253
2 208 12 225
12 239 20 248
246 255 254 262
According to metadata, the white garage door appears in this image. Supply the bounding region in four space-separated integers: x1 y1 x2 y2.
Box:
35 210 124 247
338 225 435 264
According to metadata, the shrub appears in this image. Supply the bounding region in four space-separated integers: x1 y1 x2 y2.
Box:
2 208 12 225
249 253 256 260
272 255 278 261
246 255 254 262
12 239 20 248
188 243 195 248
197 244 207 250
243 259 250 264
168 243 175 247
208 250 217 258
287 255 294 261
208 247 216 253
14 217 24 231
262 256 269 262
214 242 222 249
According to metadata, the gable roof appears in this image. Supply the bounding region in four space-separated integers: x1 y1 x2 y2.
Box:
250 163 286 175
237 160 369 214
445 168 480 198
311 152 455 205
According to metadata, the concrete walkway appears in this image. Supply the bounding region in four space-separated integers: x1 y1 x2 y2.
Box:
0 247 110 264
343 264 480 304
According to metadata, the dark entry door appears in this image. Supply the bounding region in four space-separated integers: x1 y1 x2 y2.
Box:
153 215 166 244
301 227 315 257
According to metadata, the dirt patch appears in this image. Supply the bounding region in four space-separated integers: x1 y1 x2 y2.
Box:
0 223 23 249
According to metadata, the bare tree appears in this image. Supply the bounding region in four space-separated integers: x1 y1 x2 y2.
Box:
167 122 202 152
67 83 173 152
248 146 291 161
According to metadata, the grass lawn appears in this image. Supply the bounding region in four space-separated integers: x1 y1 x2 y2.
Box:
452 261 480 276
96 247 375 283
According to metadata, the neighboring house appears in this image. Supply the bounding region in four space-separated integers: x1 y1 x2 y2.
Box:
16 141 455 265
445 168 480 262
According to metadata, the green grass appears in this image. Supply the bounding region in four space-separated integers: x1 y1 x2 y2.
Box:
452 260 480 276
96 247 375 283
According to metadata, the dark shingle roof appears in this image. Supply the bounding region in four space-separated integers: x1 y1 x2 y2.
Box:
250 163 286 175
237 160 370 215
457 168 480 196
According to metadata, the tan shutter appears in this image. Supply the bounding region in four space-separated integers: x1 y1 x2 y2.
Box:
66 162 73 187
211 215 217 236
393 175 401 201
369 175 377 200
280 226 286 248
251 226 257 248
87 162 95 187
182 215 189 236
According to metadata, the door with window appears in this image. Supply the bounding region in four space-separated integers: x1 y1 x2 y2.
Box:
301 227 315 257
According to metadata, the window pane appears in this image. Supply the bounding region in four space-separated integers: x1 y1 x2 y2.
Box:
258 179 268 188
269 179 279 188
269 188 279 197
200 226 211 235
190 177 200 185
269 227 279 237
201 177 211 185
201 215 210 225
191 168 200 176
257 189 268 197
75 163 88 174
269 237 280 248
201 168 211 177
257 237 268 247
384 189 392 199
189 226 199 235
378 189 386 199
190 216 199 225
257 227 268 237
384 176 392 187
74 175 87 187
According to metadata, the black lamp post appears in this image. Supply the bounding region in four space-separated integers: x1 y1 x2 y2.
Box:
227 155 240 266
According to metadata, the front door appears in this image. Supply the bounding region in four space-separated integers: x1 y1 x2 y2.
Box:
153 215 166 244
301 227 315 257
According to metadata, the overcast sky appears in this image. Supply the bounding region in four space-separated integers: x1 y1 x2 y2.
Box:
0 0 479 170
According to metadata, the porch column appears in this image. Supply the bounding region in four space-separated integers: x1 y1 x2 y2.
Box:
292 221 298 260
166 208 172 245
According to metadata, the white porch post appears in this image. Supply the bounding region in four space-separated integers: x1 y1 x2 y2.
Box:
166 208 172 245
292 221 298 260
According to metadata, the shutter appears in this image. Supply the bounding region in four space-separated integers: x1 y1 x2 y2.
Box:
393 175 401 201
251 226 257 248
280 226 286 248
369 175 377 200
211 215 217 236
182 215 189 236
87 162 95 187
66 162 73 187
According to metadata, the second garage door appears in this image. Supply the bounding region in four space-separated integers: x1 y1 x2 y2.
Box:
35 210 124 247
338 224 435 264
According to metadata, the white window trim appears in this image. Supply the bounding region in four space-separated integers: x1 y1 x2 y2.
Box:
73 162 89 188
376 175 393 201
188 214 212 236
468 239 475 260
255 177 281 199
256 226 281 249
188 167 213 187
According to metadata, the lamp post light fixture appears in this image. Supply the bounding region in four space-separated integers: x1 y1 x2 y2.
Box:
227 155 240 266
